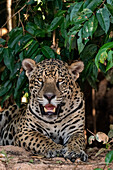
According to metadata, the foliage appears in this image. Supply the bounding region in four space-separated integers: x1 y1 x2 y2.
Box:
88 127 113 170
0 0 113 106
94 151 113 170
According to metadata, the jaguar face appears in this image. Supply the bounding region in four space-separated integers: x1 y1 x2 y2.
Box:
22 58 84 120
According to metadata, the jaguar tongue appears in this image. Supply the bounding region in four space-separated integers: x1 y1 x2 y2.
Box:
44 104 56 113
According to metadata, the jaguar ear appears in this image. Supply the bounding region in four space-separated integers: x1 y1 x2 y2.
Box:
68 61 84 80
22 59 36 76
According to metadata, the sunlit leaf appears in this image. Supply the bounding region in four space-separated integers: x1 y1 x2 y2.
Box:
26 41 39 57
95 42 113 68
107 0 113 5
106 50 113 71
83 15 98 39
77 29 85 54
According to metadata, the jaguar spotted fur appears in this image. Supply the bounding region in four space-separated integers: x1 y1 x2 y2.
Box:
0 58 88 162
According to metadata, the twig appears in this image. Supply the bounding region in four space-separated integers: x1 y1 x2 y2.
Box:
108 139 113 144
87 128 95 136
98 0 106 9
18 13 25 33
92 88 96 133
1 3 27 28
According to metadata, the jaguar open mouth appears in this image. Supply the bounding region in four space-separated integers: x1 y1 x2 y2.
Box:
39 104 60 117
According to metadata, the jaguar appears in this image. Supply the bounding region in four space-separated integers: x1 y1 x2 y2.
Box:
0 58 88 162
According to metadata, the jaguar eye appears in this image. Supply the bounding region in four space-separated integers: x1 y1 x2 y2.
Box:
37 78 43 82
58 78 64 83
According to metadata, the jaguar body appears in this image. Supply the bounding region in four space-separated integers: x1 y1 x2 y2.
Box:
0 58 88 162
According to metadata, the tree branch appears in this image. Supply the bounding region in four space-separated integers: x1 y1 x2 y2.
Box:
2 3 27 28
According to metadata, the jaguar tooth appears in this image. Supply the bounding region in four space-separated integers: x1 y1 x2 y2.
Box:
53 107 56 112
44 107 47 112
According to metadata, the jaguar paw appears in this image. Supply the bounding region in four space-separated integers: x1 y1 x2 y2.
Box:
63 149 88 162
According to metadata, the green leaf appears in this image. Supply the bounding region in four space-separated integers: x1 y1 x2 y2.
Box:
48 16 64 31
84 0 103 11
10 62 21 79
70 2 83 21
26 0 35 5
22 39 33 50
0 38 6 45
0 48 4 62
35 29 46 37
95 42 113 68
0 88 14 107
55 10 66 17
105 150 113 165
26 41 39 57
99 41 113 50
34 55 44 63
106 50 113 71
15 34 33 54
73 9 93 25
8 28 23 48
107 0 113 5
19 51 24 62
41 46 55 59
96 7 110 34
1 68 9 81
0 81 12 97
26 22 37 35
77 29 85 54
80 44 97 61
83 15 98 38
56 0 62 10
94 168 103 170
100 51 108 64
108 129 113 138
106 4 113 16
3 48 14 72
14 71 26 99
29 159 34 163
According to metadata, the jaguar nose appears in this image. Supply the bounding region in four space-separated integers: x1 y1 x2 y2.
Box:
44 93 56 101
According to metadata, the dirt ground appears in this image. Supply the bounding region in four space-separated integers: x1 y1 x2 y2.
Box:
0 146 113 170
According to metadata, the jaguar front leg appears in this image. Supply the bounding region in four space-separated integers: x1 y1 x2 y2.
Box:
62 132 88 162
14 130 63 158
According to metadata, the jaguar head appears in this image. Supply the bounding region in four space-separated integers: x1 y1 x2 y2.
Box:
22 58 84 120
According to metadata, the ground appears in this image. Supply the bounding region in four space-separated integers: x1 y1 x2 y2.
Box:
0 146 112 170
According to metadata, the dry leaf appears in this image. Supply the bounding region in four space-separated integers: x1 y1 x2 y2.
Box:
95 132 109 144
88 135 95 144
108 129 113 138
0 154 5 158
110 124 113 130
95 148 106 157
